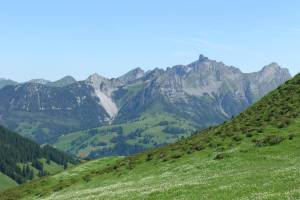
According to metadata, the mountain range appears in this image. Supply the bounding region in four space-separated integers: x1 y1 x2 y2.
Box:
2 66 300 200
0 55 291 158
0 76 77 89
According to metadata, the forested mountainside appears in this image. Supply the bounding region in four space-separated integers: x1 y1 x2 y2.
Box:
2 72 300 200
0 55 291 158
0 125 78 191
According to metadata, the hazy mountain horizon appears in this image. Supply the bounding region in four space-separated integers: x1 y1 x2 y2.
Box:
0 54 293 84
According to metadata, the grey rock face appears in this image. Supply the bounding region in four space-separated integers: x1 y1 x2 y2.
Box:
115 56 290 125
28 79 51 85
116 67 145 84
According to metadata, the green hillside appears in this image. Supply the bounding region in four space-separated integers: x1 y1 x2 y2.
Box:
2 74 300 200
0 126 79 191
54 113 196 158
0 172 17 191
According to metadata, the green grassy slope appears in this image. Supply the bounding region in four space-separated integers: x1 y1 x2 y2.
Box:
0 172 17 191
55 113 196 158
2 74 300 200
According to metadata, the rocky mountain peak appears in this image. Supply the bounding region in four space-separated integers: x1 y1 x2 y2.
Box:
85 73 118 119
167 65 192 76
261 62 284 72
28 79 51 85
87 73 107 81
185 55 241 77
131 67 144 75
117 67 145 84
198 54 209 62
258 63 291 79
85 73 109 87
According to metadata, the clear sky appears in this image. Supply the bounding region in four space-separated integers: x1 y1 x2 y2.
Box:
0 0 299 82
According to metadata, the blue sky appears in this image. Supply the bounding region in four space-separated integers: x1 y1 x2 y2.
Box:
0 0 299 82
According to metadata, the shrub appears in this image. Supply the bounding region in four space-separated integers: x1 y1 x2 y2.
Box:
245 132 253 137
277 123 285 129
213 153 228 160
158 121 169 126
225 132 234 137
209 142 218 148
257 128 264 133
239 149 249 153
202 136 211 143
171 153 182 159
158 153 166 158
145 154 153 161
193 144 205 151
163 126 185 135
232 134 242 141
254 135 285 147
288 134 295 140
83 175 91 182
214 130 221 135
186 149 194 154
216 146 225 152
87 129 98 136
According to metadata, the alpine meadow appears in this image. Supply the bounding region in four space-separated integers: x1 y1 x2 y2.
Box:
1 1 300 200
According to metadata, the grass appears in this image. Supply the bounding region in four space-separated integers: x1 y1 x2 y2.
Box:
5 110 81 143
42 159 65 175
3 122 300 199
54 113 196 158
0 172 17 192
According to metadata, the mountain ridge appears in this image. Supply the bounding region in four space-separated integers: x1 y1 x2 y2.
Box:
0 55 291 158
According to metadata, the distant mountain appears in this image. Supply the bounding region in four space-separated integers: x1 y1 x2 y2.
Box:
28 77 77 87
0 78 18 89
0 55 291 158
47 76 77 87
114 56 291 125
0 76 77 89
28 79 51 85
4 71 300 200
116 67 145 84
0 125 78 191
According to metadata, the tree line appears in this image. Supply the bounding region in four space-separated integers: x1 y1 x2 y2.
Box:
0 125 78 184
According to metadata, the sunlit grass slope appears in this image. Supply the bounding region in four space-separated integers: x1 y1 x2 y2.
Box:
2 74 300 200
0 172 17 192
55 113 196 158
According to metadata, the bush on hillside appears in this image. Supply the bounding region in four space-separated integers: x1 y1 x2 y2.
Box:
213 153 228 160
158 121 169 126
245 132 253 137
145 153 153 161
288 134 296 140
253 135 285 147
232 134 242 142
